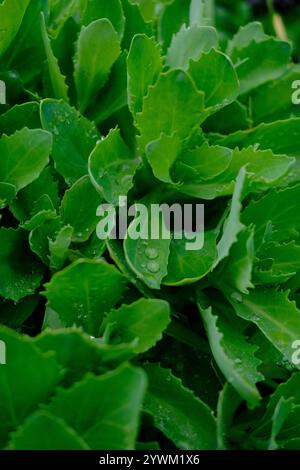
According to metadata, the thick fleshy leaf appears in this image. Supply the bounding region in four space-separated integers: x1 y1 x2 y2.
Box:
40 99 100 185
216 168 246 265
74 19 121 113
60 175 102 242
143 364 217 450
40 12 69 102
242 184 300 247
127 34 162 116
198 304 262 408
166 24 218 70
43 259 127 335
216 227 255 294
124 206 171 290
10 167 59 225
43 364 147 450
0 128 52 193
0 327 60 448
0 295 38 329
88 128 140 204
0 102 40 135
229 35 291 95
163 231 217 286
0 0 30 56
146 133 182 183
136 69 205 153
255 241 300 285
188 48 239 112
7 412 89 450
174 142 232 182
89 52 128 124
229 288 300 367
102 298 171 353
34 328 135 386
0 228 44 302
48 225 73 271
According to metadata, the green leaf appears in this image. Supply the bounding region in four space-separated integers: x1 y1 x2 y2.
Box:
0 327 60 448
216 167 246 265
74 19 121 113
60 175 102 242
217 384 242 449
216 226 255 294
163 231 217 286
127 34 162 116
136 69 205 153
227 22 266 55
29 216 63 266
0 295 38 329
255 241 300 285
10 167 59 225
40 12 69 102
0 183 16 207
34 328 135 386
230 37 291 95
216 119 300 183
146 133 182 183
102 298 171 353
198 304 262 408
124 206 171 290
40 99 100 185
268 397 294 450
0 0 30 56
0 102 40 135
49 225 73 270
43 259 127 335
174 141 232 182
203 101 250 135
242 184 300 247
81 0 125 41
2 0 47 84
251 64 300 125
266 373 300 416
0 228 44 302
8 411 89 450
89 51 128 124
166 24 218 70
229 288 300 367
143 364 217 450
43 364 147 450
0 128 52 193
73 231 106 260
47 0 79 37
188 48 239 112
88 128 140 204
225 147 294 189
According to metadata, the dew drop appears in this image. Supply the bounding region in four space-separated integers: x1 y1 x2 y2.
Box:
145 247 159 260
147 261 160 273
